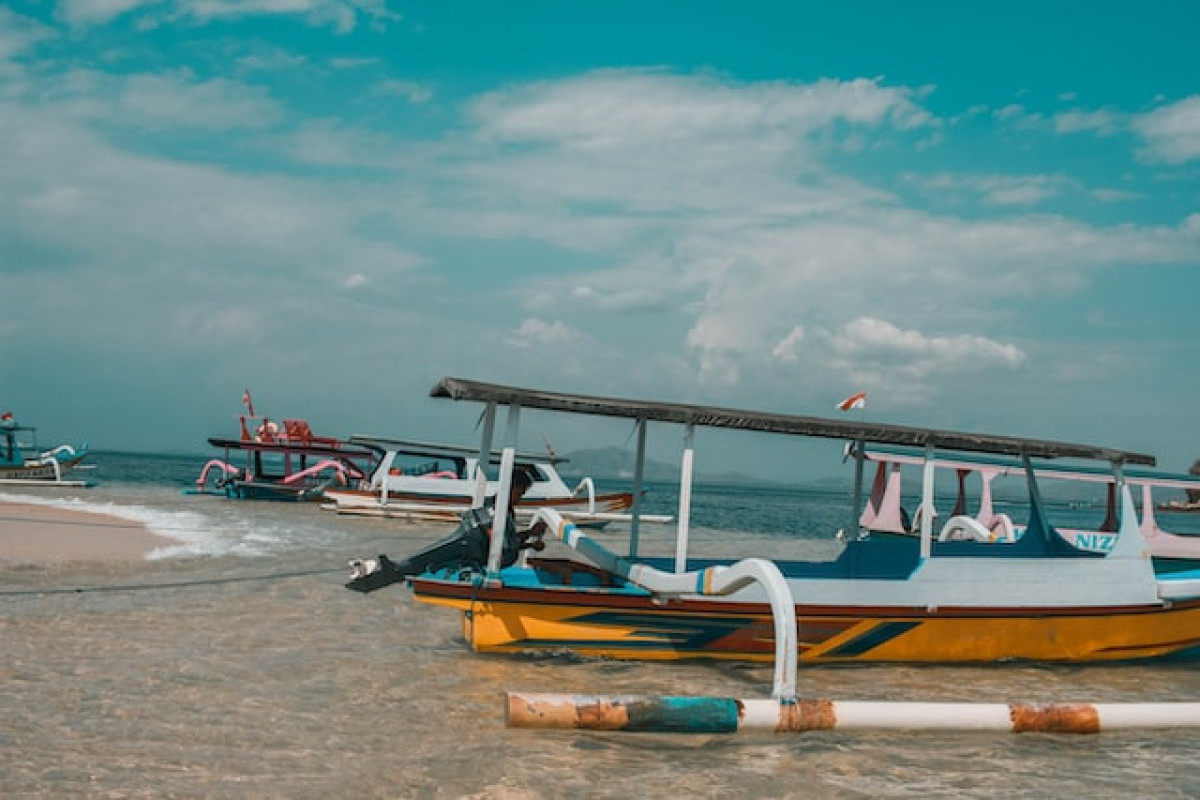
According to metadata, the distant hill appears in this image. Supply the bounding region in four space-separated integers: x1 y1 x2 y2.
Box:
558 446 763 485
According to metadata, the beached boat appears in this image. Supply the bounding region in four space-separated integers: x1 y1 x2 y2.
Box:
0 412 90 486
323 436 649 526
346 377 1200 665
856 445 1200 573
190 395 378 501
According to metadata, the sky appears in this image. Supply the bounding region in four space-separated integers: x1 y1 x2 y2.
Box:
2 0 1199 479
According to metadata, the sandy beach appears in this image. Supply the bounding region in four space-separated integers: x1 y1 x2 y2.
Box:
0 500 173 562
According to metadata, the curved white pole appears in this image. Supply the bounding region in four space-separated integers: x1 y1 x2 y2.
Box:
534 508 797 701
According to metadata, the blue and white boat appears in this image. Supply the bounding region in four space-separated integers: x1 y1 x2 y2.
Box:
346 377 1200 666
0 412 90 486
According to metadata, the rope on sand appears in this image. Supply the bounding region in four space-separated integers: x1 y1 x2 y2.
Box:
0 567 344 596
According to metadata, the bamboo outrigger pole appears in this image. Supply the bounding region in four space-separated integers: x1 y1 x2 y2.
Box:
506 695 1200 734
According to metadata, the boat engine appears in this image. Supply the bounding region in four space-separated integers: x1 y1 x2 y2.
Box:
345 505 534 593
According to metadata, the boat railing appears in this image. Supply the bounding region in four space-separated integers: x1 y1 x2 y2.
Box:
532 507 798 701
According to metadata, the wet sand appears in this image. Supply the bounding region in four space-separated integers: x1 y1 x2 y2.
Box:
0 500 172 561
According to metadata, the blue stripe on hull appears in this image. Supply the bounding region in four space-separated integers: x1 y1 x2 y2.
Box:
823 621 922 657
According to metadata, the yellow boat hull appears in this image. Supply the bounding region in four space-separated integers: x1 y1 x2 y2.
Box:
412 579 1200 664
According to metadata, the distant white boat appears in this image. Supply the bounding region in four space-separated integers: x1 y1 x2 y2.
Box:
322 436 666 526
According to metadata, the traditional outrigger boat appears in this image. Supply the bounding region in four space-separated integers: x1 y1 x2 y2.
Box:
322 436 649 526
857 444 1200 573
347 377 1200 665
0 412 90 486
190 397 378 501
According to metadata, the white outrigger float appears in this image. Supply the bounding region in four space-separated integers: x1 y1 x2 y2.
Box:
347 377 1200 734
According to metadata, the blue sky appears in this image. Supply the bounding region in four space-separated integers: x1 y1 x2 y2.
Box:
2 1 1199 478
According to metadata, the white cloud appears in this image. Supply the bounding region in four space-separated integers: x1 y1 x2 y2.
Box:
1133 96 1200 163
505 318 584 349
331 57 380 69
56 0 155 27
992 103 1044 130
1091 188 1140 203
374 79 433 104
0 8 57 61
1054 108 1122 136
816 317 1026 402
438 72 907 247
469 70 929 153
918 173 1071 206
15 67 283 131
4 47 1199 447
237 47 309 72
0 102 426 316
830 316 1024 371
117 71 283 130
179 0 399 32
55 0 399 31
282 118 418 167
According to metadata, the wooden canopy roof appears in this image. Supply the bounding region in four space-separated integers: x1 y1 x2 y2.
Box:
430 376 1156 466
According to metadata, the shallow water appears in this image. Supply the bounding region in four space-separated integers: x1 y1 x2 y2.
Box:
3 453 1200 797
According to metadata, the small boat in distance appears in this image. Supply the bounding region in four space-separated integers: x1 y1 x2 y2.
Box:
322 436 655 526
0 411 91 486
189 392 379 502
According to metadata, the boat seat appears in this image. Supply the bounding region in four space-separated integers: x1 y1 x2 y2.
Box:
283 419 314 444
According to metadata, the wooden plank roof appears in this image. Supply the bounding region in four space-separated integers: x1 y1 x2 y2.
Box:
430 377 1156 466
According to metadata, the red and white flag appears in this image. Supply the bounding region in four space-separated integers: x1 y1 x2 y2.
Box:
242 390 255 418
836 391 867 412
0 411 12 422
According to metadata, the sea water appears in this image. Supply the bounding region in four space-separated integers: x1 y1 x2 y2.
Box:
2 451 1200 798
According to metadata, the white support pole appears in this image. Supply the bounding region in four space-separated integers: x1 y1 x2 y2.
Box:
478 402 497 465
474 402 497 507
849 439 864 537
487 446 517 578
674 424 695 574
504 404 521 457
485 405 521 578
629 418 647 559
920 444 935 560
375 450 396 506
